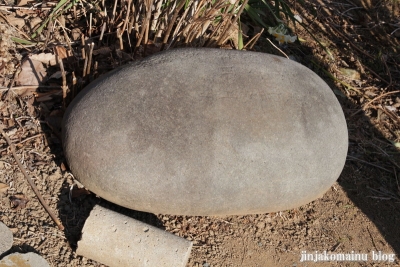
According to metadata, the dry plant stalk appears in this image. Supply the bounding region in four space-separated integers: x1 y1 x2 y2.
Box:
351 90 400 117
55 49 68 109
216 0 248 46
244 27 264 49
0 124 64 230
0 133 44 153
105 0 250 53
160 0 186 50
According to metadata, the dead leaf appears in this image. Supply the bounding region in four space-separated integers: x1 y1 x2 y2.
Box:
17 0 34 6
9 228 18 234
16 9 36 16
71 28 82 41
339 68 361 80
58 15 66 28
15 88 38 99
0 183 9 194
60 162 67 171
29 17 42 30
16 59 47 86
49 71 63 79
30 53 57 66
365 90 377 97
54 46 68 61
385 105 397 112
10 194 29 209
93 47 112 56
35 90 62 102
71 187 91 198
7 16 25 29
6 119 14 127
25 97 36 116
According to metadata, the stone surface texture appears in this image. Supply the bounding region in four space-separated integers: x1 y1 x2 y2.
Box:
62 48 348 215
77 205 193 267
0 252 50 267
0 222 12 256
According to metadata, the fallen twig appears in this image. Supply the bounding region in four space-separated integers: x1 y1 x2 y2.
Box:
86 42 94 77
362 63 390 85
350 90 400 117
366 142 400 170
0 12 32 40
328 21 374 60
55 52 68 109
394 168 400 194
367 186 400 201
244 28 264 50
0 133 44 153
0 86 62 92
0 124 64 230
266 38 289 59
381 55 392 88
347 155 392 173
0 5 52 10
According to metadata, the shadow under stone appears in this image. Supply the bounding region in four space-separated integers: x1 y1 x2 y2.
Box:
56 181 164 250
3 244 42 258
293 50 400 257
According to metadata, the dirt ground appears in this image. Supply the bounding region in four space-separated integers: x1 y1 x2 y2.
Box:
0 0 399 266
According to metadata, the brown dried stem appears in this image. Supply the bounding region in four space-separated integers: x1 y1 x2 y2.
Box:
0 86 62 92
135 0 155 52
350 90 400 117
347 155 392 173
216 0 248 46
120 0 132 37
244 28 264 50
0 133 44 153
55 50 68 109
266 38 289 59
161 0 186 50
0 124 64 230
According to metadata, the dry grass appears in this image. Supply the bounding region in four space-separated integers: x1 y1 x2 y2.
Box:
0 0 260 91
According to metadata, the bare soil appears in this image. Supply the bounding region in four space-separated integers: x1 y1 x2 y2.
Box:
0 0 399 266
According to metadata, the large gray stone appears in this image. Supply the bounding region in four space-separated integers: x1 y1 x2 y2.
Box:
0 222 12 256
62 48 348 215
0 252 50 267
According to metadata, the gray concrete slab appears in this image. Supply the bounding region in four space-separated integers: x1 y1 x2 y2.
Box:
77 205 192 267
0 222 12 256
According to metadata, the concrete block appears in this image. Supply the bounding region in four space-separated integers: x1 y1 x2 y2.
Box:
77 205 193 267
0 222 12 256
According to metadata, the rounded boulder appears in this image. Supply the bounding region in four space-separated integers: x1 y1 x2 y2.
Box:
62 48 348 215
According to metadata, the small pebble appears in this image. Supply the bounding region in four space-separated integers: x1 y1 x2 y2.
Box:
0 252 50 267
